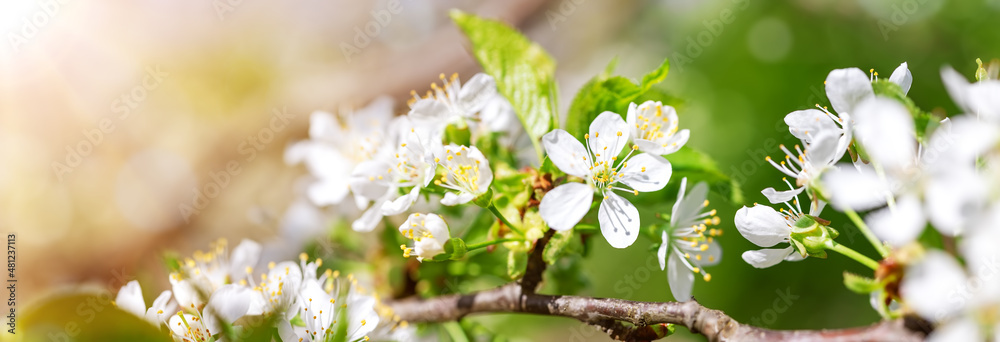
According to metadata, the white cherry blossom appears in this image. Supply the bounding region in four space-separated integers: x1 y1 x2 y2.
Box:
539 111 672 248
626 100 689 155
115 280 177 327
433 144 493 206
398 213 451 261
657 178 722 301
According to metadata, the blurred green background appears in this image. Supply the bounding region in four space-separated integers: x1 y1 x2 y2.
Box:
5 0 999 341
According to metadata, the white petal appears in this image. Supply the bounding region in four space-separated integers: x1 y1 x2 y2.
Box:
889 62 913 95
115 281 146 318
598 192 640 248
657 129 690 155
618 153 672 192
229 239 262 280
169 278 202 309
693 239 723 267
352 198 385 232
277 320 298 342
672 179 710 228
441 192 475 206
457 73 498 114
408 97 453 122
900 250 968 321
346 293 381 341
306 178 350 206
308 111 342 141
204 285 253 335
667 251 695 301
734 205 790 248
941 66 972 113
657 231 669 270
825 67 874 115
381 186 420 215
588 112 630 164
742 247 796 269
959 223 1000 301
967 82 1000 121
169 314 206 339
806 130 842 167
853 97 916 170
925 170 986 236
822 164 891 211
283 141 311 165
539 183 594 231
865 194 925 247
761 186 804 204
922 115 1000 168
349 160 392 201
784 109 839 142
927 318 983 342
144 291 175 326
541 129 591 178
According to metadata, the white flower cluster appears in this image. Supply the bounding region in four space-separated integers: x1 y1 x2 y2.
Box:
734 60 1000 340
115 239 416 342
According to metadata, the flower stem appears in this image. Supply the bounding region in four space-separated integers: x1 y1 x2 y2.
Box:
466 238 523 251
487 203 521 233
843 208 889 258
825 240 879 270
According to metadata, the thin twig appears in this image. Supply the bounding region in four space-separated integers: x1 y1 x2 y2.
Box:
386 283 926 342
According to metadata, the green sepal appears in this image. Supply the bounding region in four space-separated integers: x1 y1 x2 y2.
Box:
843 271 881 294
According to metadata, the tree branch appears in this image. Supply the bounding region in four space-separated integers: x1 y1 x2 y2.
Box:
386 283 926 342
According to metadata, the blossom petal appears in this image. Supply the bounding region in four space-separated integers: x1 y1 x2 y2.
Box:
853 97 916 170
542 129 591 178
941 66 972 113
618 153 672 192
657 231 669 270
923 115 1000 168
866 194 925 247
598 192 640 248
673 180 710 228
822 164 891 211
169 278 202 309
588 112 630 164
307 178 350 206
457 73 498 114
381 186 420 215
409 97 453 122
347 293 381 341
116 281 146 318
825 67 874 115
925 170 986 236
784 109 839 142
144 290 175 326
539 183 594 231
229 239 262 280
742 247 795 269
352 198 385 232
349 160 392 201
204 284 253 335
308 111 342 141
889 62 912 95
900 250 968 321
693 239 723 267
667 251 695 301
927 318 983 342
734 205 790 247
441 192 475 206
761 186 804 204
968 82 1000 121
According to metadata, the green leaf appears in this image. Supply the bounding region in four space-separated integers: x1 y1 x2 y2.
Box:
22 292 172 342
664 146 744 203
843 271 881 294
507 248 528 279
451 10 557 162
565 58 670 140
542 229 580 264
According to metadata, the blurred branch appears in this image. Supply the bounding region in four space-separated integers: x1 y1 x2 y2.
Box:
519 228 556 294
387 282 926 342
